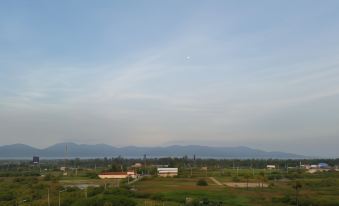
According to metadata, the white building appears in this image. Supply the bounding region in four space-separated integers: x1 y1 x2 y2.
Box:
157 168 178 177
266 165 276 169
98 170 136 179
127 170 138 178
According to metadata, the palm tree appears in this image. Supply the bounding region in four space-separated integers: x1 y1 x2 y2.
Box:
258 171 266 189
244 173 250 190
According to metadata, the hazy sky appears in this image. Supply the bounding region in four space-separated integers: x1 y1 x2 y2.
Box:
1 0 339 157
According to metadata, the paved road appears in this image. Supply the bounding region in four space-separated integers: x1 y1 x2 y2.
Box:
209 177 223 186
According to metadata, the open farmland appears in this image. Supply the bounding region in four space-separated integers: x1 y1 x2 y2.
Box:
1 158 339 206
132 167 339 206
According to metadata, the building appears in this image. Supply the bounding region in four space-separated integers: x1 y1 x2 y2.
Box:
32 156 39 164
300 164 311 169
318 163 329 169
131 163 143 168
98 170 136 179
127 170 138 178
266 165 276 169
310 164 318 169
157 168 178 177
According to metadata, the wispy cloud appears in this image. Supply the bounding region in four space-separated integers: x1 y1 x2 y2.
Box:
1 1 339 155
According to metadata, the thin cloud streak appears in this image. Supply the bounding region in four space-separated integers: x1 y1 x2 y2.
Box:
1 1 339 156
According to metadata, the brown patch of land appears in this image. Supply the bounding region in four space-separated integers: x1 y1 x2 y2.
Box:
224 182 268 188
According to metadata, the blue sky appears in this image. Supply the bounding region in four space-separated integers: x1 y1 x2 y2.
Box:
1 0 339 157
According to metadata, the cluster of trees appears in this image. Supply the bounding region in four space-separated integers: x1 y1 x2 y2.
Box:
1 157 339 174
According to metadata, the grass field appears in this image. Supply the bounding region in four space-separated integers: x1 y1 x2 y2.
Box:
53 167 339 205
132 168 339 206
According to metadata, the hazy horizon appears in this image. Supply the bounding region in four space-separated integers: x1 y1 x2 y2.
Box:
0 139 336 158
0 142 311 159
1 1 339 157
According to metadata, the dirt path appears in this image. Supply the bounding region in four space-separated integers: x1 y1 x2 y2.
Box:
224 182 268 188
128 176 143 185
209 177 223 186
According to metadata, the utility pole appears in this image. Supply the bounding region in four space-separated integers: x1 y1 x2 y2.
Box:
64 144 68 176
193 154 196 168
143 154 147 175
85 188 88 199
287 163 289 174
48 189 50 206
65 144 67 167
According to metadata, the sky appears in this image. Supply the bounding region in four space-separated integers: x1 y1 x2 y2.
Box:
1 0 339 157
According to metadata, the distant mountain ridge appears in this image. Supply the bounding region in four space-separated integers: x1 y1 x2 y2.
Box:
0 142 306 159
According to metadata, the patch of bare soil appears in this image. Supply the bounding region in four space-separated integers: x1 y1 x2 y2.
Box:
224 182 268 188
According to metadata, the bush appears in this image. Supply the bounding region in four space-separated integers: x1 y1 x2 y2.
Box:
72 195 137 206
196 179 208 186
134 192 151 199
0 191 14 201
87 186 104 197
151 193 165 200
72 197 104 206
104 188 133 197
105 196 136 206
232 176 240 182
85 172 99 179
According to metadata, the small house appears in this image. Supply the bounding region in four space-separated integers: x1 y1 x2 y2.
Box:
266 165 276 169
318 163 329 169
157 168 178 177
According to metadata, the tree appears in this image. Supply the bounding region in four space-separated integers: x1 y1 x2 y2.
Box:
256 172 265 189
196 179 208 186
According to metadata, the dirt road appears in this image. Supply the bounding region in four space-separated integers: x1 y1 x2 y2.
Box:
209 177 223 186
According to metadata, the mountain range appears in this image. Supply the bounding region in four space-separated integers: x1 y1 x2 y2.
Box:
0 143 306 159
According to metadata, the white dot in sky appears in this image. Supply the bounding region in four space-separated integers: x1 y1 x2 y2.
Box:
186 56 191 60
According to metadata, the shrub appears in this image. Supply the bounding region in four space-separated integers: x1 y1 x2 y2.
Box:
85 172 99 179
134 192 151 199
87 186 104 197
0 191 14 201
232 176 240 182
196 179 208 186
151 193 165 200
